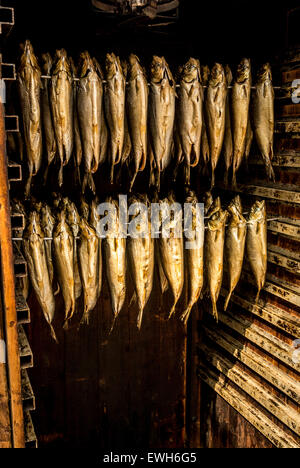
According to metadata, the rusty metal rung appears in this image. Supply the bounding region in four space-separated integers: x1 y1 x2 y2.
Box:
11 212 25 231
5 115 19 132
8 160 21 182
13 244 27 278
23 411 37 448
21 370 35 412
1 62 16 80
15 287 30 324
18 325 33 369
0 6 14 35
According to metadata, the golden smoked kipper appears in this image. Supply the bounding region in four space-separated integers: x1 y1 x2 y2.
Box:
205 63 227 188
232 58 252 186
40 204 57 294
127 195 154 329
176 58 203 186
200 65 210 168
180 191 204 325
23 211 57 341
103 197 127 328
205 198 228 321
149 56 176 190
104 53 126 184
224 196 247 311
126 54 148 191
223 65 233 186
53 209 76 328
50 49 74 186
246 200 267 301
18 40 42 196
77 52 107 193
252 63 275 181
65 200 82 301
41 53 56 183
158 193 184 318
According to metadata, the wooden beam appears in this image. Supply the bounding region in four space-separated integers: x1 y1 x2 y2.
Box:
276 120 300 134
203 325 300 404
200 344 300 436
21 370 35 412
241 270 300 307
268 219 300 238
0 292 11 448
197 364 300 448
0 102 24 447
220 289 300 338
23 411 37 448
218 309 300 371
268 249 300 274
217 182 300 204
18 325 33 370
249 154 300 168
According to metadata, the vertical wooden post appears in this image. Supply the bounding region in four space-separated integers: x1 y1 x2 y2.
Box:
0 101 25 448
0 292 12 448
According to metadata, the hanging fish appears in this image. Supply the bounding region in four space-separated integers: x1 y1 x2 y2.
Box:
127 54 148 191
177 58 203 186
232 58 252 186
104 53 126 183
41 53 56 183
65 200 82 300
89 198 102 304
246 200 267 301
69 57 83 186
78 218 101 325
50 49 74 186
200 65 210 167
180 191 204 325
103 197 127 326
77 51 107 193
224 196 246 310
205 199 228 321
223 64 233 186
252 63 275 181
23 211 57 341
127 194 154 329
244 118 254 168
18 40 42 196
158 193 184 318
40 203 58 294
205 63 227 188
53 209 75 328
149 56 176 190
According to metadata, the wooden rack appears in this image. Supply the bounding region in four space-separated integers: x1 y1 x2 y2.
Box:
0 6 37 448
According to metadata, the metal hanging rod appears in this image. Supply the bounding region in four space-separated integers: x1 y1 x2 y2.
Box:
40 75 288 90
11 217 281 241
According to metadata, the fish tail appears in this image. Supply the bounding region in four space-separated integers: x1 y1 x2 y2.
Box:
110 162 114 184
224 290 232 311
88 172 96 194
168 302 176 320
58 160 63 187
80 309 90 326
210 168 215 189
232 170 237 188
137 307 144 331
129 171 138 192
49 322 58 344
109 315 117 335
255 288 261 303
266 162 275 182
180 305 192 325
25 169 33 199
212 299 219 322
53 281 60 296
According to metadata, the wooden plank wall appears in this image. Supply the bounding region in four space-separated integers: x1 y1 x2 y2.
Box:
26 269 187 448
196 60 300 448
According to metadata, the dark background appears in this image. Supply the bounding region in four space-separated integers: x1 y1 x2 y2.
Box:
2 0 300 73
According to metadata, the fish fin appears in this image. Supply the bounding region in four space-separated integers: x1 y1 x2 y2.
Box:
53 282 60 296
129 292 137 309
139 150 147 172
189 147 200 168
25 170 33 198
168 302 176 320
109 315 117 335
58 161 63 187
49 322 58 343
137 307 144 331
224 291 232 311
180 305 192 325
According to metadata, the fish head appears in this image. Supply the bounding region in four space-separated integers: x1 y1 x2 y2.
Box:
150 56 166 83
236 58 251 83
53 49 71 75
257 63 272 83
181 58 201 84
209 63 225 87
25 210 42 237
41 52 53 75
204 191 214 215
90 198 100 229
207 197 221 218
93 58 104 79
121 59 128 79
79 50 94 77
105 53 123 80
224 64 233 86
249 200 266 223
201 65 210 86
19 40 39 71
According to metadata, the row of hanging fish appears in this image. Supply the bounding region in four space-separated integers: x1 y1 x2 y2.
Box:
16 40 275 197
13 192 267 341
